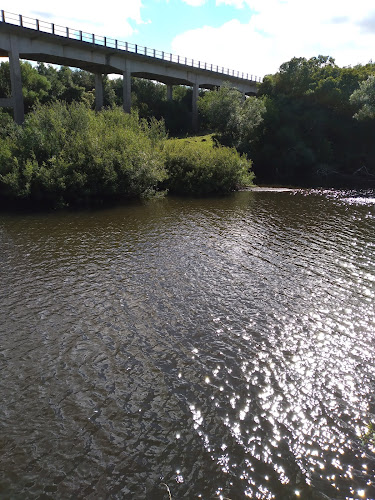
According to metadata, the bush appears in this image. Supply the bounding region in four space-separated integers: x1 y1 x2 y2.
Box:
164 137 254 195
0 104 255 208
0 102 167 206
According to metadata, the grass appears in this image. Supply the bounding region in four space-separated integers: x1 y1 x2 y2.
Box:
166 133 216 148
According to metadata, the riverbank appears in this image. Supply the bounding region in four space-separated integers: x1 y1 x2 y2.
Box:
243 186 296 192
0 104 254 210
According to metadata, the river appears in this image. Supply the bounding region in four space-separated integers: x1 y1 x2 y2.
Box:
1 189 375 499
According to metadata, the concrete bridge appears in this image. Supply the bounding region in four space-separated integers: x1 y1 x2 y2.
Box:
0 10 260 128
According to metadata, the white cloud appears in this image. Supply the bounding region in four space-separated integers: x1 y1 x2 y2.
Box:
181 0 207 5
171 20 267 79
1 0 145 39
216 0 247 8
171 0 375 77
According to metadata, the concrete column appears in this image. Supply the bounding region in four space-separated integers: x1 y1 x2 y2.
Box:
167 84 173 102
192 82 199 131
9 37 24 124
95 73 103 111
123 69 131 113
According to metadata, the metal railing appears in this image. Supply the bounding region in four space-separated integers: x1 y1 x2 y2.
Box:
0 10 263 83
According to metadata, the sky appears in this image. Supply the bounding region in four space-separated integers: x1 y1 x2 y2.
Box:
2 0 375 78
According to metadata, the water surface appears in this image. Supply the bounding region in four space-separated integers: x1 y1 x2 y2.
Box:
1 189 375 499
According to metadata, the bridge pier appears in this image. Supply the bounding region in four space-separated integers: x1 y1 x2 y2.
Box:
167 84 173 102
123 67 131 113
95 73 103 111
192 82 199 132
9 36 24 124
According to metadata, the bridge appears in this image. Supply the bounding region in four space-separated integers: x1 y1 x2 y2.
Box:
0 10 261 128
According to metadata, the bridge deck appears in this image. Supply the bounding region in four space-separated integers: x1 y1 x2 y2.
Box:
0 10 260 125
0 10 261 86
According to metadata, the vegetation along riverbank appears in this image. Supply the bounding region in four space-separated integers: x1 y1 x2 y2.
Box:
0 103 254 208
1 54 375 209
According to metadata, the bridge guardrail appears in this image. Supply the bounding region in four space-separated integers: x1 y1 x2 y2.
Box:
0 10 263 83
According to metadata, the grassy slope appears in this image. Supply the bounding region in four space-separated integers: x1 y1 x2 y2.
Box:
165 133 216 148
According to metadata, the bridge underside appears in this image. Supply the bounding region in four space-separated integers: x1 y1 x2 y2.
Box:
0 22 258 126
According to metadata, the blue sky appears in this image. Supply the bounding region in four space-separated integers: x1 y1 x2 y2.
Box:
131 1 255 51
2 0 375 78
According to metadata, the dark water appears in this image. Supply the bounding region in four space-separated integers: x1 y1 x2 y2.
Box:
1 189 375 500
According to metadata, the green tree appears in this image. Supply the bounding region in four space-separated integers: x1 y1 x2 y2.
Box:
232 96 267 154
350 75 375 120
0 61 12 98
251 55 375 185
198 84 266 154
0 60 51 111
37 63 66 100
198 83 243 141
36 64 96 107
109 77 193 134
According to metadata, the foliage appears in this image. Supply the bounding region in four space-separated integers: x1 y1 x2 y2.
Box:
0 61 51 112
5 53 375 190
198 84 243 140
0 102 251 207
1 60 195 134
0 103 167 207
109 76 193 134
36 64 97 107
350 75 375 120
259 56 375 125
252 56 375 184
164 135 254 195
361 421 375 447
198 84 266 155
231 96 267 154
0 110 17 139
198 56 375 186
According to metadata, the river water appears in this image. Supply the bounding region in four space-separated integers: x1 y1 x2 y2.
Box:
1 189 375 500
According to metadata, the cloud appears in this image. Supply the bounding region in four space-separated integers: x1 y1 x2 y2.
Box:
32 11 54 19
171 0 375 77
181 0 207 5
171 20 271 79
2 0 145 39
357 11 375 34
330 16 350 24
216 0 247 7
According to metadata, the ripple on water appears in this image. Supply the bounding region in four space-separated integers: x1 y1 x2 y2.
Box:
0 190 375 499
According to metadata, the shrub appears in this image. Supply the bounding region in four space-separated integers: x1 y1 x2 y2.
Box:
164 137 254 195
0 102 167 206
0 104 255 208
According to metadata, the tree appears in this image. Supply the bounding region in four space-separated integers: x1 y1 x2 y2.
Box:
0 60 51 112
233 96 267 154
198 84 266 154
350 75 375 120
198 83 243 141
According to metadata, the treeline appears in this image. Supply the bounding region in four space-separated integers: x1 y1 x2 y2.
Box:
0 102 253 208
0 61 193 134
198 56 375 186
2 56 375 190
0 60 255 206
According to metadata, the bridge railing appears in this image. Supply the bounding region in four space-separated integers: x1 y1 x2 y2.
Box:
0 10 263 83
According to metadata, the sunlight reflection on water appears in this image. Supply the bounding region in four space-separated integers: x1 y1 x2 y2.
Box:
0 189 375 499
